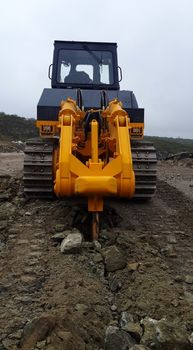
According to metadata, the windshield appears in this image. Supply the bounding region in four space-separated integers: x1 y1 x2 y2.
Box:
57 49 114 85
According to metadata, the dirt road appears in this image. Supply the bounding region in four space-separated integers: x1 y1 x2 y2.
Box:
1 153 193 349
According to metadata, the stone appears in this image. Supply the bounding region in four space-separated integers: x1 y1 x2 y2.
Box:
51 232 68 242
19 315 56 349
174 275 183 282
127 262 139 272
8 329 23 339
54 330 85 350
93 240 101 251
75 303 89 315
105 326 136 350
54 224 66 232
93 253 103 263
167 235 177 244
184 291 193 303
188 332 193 344
102 245 127 272
122 322 143 342
110 276 122 293
2 338 15 349
120 312 134 328
25 211 32 216
36 339 47 348
141 317 189 349
185 275 193 284
111 304 117 312
60 232 82 254
171 299 179 307
20 275 37 284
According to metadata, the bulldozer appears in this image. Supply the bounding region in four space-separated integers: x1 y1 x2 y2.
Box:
23 41 157 239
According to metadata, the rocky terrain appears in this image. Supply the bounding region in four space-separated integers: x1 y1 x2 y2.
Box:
0 152 193 350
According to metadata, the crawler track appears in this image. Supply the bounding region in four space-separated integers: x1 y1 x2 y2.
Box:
23 139 157 200
131 140 157 199
23 138 55 199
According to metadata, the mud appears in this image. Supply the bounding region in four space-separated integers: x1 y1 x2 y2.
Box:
1 154 193 349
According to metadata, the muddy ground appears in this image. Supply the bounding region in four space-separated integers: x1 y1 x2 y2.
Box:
0 153 193 349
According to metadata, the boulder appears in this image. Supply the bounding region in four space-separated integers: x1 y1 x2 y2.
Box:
51 232 69 243
122 321 143 342
105 326 136 350
19 315 56 350
141 317 189 349
60 232 82 254
102 245 127 272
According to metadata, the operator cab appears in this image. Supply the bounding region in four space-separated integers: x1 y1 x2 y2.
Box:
51 41 120 90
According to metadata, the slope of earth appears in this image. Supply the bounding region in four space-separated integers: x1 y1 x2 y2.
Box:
1 154 193 349
158 159 193 200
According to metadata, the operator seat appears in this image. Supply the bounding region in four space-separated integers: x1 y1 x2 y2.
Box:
64 71 92 84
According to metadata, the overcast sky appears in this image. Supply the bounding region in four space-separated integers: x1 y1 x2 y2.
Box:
0 0 193 138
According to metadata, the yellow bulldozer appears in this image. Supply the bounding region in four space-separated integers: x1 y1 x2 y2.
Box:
23 41 157 239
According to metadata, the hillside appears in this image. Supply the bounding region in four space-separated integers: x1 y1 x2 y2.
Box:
144 135 193 157
0 113 193 156
0 112 38 141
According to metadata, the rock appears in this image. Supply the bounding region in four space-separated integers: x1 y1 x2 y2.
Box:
123 322 142 342
171 299 179 307
120 312 134 328
167 235 177 244
20 275 37 284
54 330 85 350
127 262 139 272
174 275 183 282
185 275 193 284
8 329 23 339
93 240 101 251
54 224 66 232
75 303 89 315
25 211 32 216
19 315 56 349
110 276 122 293
184 291 193 303
105 326 136 350
188 333 193 344
36 339 46 348
93 253 103 263
60 232 82 254
51 232 68 242
2 338 15 349
141 317 189 349
111 304 117 312
102 245 127 272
